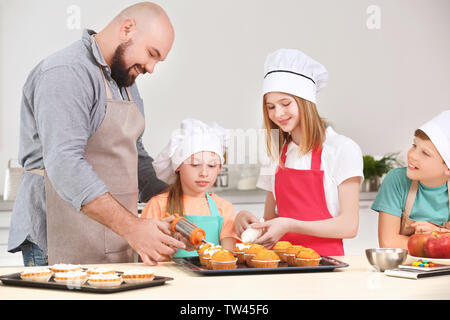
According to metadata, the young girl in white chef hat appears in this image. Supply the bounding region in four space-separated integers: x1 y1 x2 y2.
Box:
372 110 450 249
141 118 236 257
235 49 364 256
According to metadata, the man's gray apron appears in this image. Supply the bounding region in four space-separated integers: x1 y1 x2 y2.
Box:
34 60 144 264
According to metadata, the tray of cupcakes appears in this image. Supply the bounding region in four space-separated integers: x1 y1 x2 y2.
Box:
0 264 173 293
172 241 348 275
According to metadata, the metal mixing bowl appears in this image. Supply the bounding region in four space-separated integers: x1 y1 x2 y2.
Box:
365 248 408 272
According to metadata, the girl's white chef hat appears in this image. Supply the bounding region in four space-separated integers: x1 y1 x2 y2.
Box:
263 48 328 104
153 118 230 184
419 110 450 169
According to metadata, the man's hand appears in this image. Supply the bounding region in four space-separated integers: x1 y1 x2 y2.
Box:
163 215 198 252
81 193 186 266
124 217 186 265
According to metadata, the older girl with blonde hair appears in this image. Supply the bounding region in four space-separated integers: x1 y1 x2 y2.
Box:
235 49 364 256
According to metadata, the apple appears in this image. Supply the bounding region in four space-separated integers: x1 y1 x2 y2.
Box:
407 233 431 257
424 232 450 259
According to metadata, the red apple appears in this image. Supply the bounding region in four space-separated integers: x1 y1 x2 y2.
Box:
424 232 450 258
407 233 431 257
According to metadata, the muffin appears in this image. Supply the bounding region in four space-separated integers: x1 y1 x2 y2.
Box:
50 264 82 273
285 245 305 266
272 241 292 262
20 267 52 282
122 269 155 284
86 267 116 276
88 273 123 288
244 244 265 267
251 249 280 268
53 270 87 286
295 248 321 267
200 246 222 268
197 242 212 261
234 242 252 264
210 250 238 270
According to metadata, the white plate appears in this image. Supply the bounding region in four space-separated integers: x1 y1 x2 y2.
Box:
407 254 450 265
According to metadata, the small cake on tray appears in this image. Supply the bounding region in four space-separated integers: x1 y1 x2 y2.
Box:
50 264 82 273
200 246 222 268
53 270 88 286
122 268 155 284
251 249 280 268
86 267 116 276
210 250 238 270
244 244 265 266
234 242 252 264
88 273 123 288
20 267 53 282
272 241 292 262
285 245 305 266
295 248 321 267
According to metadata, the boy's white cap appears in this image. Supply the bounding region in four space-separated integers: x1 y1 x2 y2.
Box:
153 118 229 184
419 110 450 169
263 48 328 104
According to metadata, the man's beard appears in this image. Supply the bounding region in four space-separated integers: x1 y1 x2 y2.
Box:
110 40 137 88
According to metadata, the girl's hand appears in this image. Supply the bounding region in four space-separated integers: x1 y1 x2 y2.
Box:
235 210 259 236
411 221 440 234
252 217 293 249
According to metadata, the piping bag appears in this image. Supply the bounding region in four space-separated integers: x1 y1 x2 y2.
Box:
240 218 265 243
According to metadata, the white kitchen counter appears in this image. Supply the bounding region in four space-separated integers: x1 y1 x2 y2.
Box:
0 256 448 300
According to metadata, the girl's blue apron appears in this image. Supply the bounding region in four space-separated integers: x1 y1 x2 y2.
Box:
173 193 223 258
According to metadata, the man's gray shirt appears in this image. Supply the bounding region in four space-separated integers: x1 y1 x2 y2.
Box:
8 29 167 255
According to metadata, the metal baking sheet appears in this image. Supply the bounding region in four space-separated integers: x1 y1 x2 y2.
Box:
172 256 348 275
0 271 173 294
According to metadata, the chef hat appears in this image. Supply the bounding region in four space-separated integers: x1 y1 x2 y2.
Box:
419 110 450 169
263 48 328 104
153 118 230 184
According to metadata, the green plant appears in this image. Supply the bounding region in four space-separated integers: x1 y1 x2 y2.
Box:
363 153 402 180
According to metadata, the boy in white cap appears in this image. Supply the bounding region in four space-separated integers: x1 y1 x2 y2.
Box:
373 110 450 249
235 49 364 256
141 119 236 257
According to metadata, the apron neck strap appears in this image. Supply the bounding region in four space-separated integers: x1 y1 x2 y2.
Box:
311 146 323 170
405 180 450 219
280 142 322 170
205 193 220 217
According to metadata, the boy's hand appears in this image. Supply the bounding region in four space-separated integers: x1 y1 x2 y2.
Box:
411 221 440 234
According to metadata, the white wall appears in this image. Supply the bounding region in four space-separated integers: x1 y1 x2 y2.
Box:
1 0 450 194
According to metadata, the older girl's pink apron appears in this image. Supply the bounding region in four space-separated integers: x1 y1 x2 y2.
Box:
274 142 344 256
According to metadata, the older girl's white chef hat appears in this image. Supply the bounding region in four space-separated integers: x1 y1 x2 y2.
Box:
263 48 328 104
419 110 450 169
153 118 230 184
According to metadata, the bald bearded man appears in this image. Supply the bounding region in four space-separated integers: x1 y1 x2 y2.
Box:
8 2 185 266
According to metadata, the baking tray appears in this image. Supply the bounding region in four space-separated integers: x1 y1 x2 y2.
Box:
0 271 173 294
172 256 348 275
